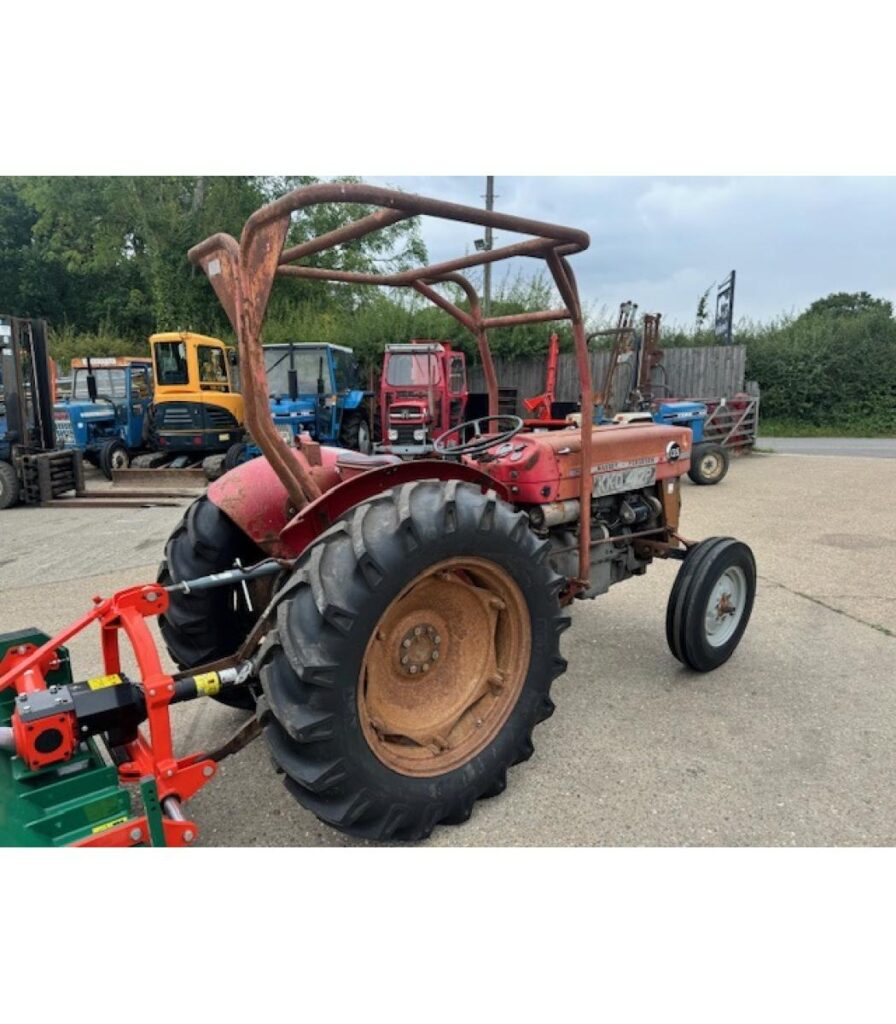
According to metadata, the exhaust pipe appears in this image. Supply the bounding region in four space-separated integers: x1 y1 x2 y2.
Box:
0 726 16 753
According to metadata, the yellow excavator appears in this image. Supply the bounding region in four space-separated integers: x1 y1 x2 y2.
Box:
128 332 245 472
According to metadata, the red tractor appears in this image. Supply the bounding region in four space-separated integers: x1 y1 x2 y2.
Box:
128 185 754 843
0 186 757 845
377 340 467 456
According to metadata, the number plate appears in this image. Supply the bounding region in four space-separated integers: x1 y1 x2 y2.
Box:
592 464 656 497
54 420 74 443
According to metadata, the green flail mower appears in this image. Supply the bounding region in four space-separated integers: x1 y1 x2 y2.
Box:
0 631 132 846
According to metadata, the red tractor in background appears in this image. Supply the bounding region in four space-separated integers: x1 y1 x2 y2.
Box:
0 184 757 847
377 340 467 456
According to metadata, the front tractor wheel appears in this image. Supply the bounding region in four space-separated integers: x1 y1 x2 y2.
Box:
666 537 756 672
688 442 729 485
259 481 570 841
99 439 130 480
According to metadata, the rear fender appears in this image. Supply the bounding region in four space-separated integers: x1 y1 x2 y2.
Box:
208 454 508 558
340 389 369 412
277 459 509 559
207 445 343 552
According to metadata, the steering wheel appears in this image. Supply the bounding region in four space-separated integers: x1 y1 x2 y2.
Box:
433 415 524 458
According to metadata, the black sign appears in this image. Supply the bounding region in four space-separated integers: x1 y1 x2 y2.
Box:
714 270 735 344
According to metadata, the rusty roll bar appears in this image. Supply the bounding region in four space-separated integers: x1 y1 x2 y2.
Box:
188 183 594 580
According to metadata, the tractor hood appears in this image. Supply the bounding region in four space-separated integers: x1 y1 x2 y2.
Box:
473 421 692 505
54 400 116 447
387 398 431 423
270 396 318 422
56 399 116 421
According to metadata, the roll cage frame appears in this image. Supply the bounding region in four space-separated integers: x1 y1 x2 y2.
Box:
188 183 597 580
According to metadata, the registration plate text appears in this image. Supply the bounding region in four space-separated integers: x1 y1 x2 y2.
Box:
592 464 656 497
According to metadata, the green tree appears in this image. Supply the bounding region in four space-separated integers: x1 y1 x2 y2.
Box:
800 291 893 321
2 176 429 343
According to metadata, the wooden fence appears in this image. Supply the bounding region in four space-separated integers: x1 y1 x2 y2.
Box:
467 345 748 411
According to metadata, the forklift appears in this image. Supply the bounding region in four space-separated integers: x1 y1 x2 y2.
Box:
0 314 82 510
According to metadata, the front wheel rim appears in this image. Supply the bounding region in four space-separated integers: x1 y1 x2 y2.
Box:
704 565 747 647
359 556 531 777
111 449 128 470
700 452 723 479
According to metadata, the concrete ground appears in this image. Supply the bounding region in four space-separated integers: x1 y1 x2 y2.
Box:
757 436 896 459
1 452 894 846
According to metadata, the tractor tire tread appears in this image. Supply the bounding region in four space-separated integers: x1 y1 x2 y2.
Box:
666 537 756 672
259 480 569 842
0 461 19 511
157 495 264 709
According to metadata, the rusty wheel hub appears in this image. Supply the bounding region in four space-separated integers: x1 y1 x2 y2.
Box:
359 557 531 777
398 623 442 675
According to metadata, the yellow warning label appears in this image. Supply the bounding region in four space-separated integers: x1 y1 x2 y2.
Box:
87 673 122 691
91 815 128 834
194 671 221 697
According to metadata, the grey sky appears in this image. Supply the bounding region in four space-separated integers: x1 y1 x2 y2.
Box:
365 176 896 328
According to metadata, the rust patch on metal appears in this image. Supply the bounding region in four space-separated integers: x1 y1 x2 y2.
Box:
359 556 530 777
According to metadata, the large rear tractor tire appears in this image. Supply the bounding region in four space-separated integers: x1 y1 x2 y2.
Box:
258 480 570 842
224 441 250 472
687 442 729 485
0 461 20 510
339 412 373 455
157 495 267 709
666 537 756 672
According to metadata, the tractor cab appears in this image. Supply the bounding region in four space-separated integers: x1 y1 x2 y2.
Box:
148 332 244 458
264 342 372 452
54 357 153 475
378 341 467 455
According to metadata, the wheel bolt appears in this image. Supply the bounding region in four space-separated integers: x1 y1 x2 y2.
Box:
432 650 439 661
414 626 422 636
409 665 419 674
402 638 412 648
433 635 441 645
422 663 429 672
401 655 409 665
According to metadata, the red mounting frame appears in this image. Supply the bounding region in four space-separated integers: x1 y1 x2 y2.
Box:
0 584 217 847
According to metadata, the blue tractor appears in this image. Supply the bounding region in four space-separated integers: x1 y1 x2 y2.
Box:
612 401 730 485
600 310 730 485
222 342 374 470
53 356 154 479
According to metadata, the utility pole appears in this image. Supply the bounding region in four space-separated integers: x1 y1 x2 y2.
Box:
483 176 494 319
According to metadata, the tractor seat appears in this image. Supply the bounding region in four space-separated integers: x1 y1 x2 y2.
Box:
335 450 401 471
